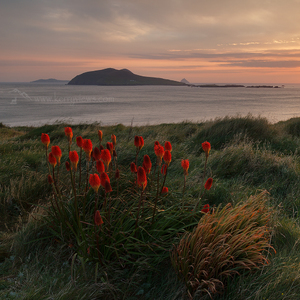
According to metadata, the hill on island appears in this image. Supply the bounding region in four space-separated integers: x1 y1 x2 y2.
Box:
68 68 186 86
30 78 69 84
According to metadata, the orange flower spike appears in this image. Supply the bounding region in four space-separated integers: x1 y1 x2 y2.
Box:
106 142 114 154
69 151 79 171
201 204 210 213
104 180 112 193
48 152 57 168
100 172 110 188
164 141 172 152
51 146 62 165
82 139 93 160
134 136 140 148
204 177 213 190
111 134 116 147
100 149 111 170
154 144 164 165
41 133 50 149
65 161 70 171
98 130 103 143
161 187 168 194
137 166 147 190
96 160 105 174
76 136 83 148
139 136 144 150
47 174 54 184
130 162 137 173
92 147 101 161
181 159 189 175
143 155 152 174
202 141 211 158
94 210 104 226
89 173 100 192
163 150 172 166
64 127 73 144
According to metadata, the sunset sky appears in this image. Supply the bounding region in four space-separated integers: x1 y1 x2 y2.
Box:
1 0 300 83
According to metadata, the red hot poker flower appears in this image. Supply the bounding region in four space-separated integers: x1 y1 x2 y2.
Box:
111 134 116 146
92 147 101 161
100 172 110 188
204 178 213 190
154 141 160 147
163 150 172 166
143 155 152 174
96 160 105 174
134 136 140 148
130 162 137 173
89 173 100 192
83 139 93 160
65 161 70 171
137 166 147 190
64 127 73 143
106 142 114 153
202 141 211 158
69 151 79 171
115 168 120 179
161 186 169 194
51 146 62 165
104 180 112 193
76 136 83 148
98 130 103 143
161 164 167 175
139 136 144 150
164 141 172 152
181 160 189 176
154 144 164 166
94 210 104 226
41 133 50 149
201 204 210 213
47 174 54 184
48 152 57 168
101 149 111 170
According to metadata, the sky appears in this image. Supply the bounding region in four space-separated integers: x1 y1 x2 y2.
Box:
1 0 300 83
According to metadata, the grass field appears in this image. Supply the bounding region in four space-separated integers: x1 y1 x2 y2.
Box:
1 115 300 299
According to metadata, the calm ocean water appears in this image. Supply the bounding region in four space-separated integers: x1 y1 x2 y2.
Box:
1 83 300 127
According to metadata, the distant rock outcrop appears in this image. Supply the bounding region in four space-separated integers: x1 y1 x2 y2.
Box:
68 68 186 86
30 78 69 84
181 78 190 84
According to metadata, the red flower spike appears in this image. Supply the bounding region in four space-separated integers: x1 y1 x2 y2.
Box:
41 133 50 149
98 130 103 143
154 141 160 147
83 139 93 159
76 136 83 148
113 149 117 157
115 168 120 179
138 136 144 150
164 141 172 152
69 151 79 171
163 150 172 166
104 180 112 193
64 127 73 143
201 204 210 213
130 162 137 173
111 134 116 146
204 178 213 190
202 141 211 158
134 136 140 148
47 174 53 184
94 210 104 226
51 146 62 164
137 166 147 190
99 145 104 151
181 159 189 175
100 149 111 169
96 160 105 174
143 155 152 174
48 152 57 168
92 147 101 161
89 173 100 192
100 172 110 188
161 186 168 194
154 145 164 158
161 164 167 175
65 161 70 171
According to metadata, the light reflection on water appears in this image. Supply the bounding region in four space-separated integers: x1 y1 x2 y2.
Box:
0 83 300 127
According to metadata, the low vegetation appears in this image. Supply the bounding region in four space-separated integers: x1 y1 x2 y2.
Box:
1 115 300 299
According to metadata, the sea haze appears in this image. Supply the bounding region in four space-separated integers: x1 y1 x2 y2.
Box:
0 83 300 127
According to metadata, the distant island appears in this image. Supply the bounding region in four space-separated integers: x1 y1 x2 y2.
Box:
30 79 69 84
68 68 186 86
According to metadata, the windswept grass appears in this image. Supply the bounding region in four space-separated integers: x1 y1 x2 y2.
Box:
1 115 300 299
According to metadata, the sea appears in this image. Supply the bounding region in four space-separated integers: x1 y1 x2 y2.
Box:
0 82 300 127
